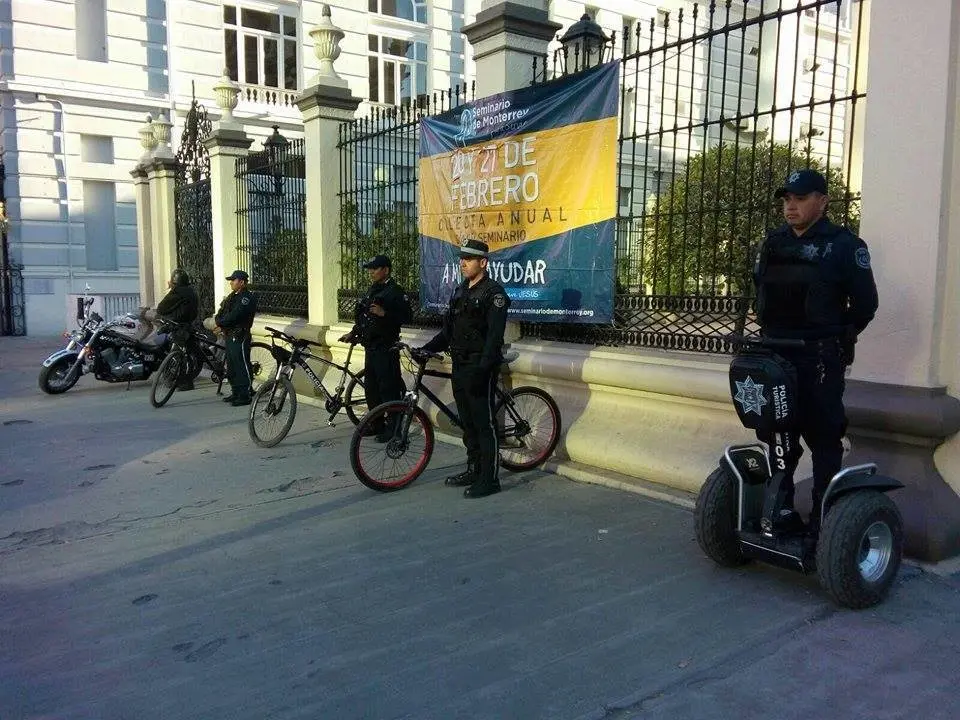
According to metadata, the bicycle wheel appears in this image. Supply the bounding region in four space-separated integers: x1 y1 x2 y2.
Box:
496 386 562 471
249 341 276 390
150 350 186 408
344 369 367 426
350 401 435 492
248 377 298 448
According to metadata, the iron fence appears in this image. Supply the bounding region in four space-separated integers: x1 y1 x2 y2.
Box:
236 127 308 317
526 0 865 352
0 263 25 336
337 86 474 326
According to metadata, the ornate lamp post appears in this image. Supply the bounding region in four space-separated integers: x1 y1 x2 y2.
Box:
559 13 611 75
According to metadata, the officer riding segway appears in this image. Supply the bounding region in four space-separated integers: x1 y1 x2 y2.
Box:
694 170 904 609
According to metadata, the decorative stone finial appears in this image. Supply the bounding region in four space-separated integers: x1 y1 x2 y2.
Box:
138 114 158 162
213 69 241 128
152 111 174 160
308 4 347 88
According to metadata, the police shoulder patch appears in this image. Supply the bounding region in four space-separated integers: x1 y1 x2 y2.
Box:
855 247 871 269
492 294 507 308
241 297 250 305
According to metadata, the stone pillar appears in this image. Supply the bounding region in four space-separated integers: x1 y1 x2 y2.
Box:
462 1 561 96
828 0 960 560
131 114 158 305
462 3 561 343
147 112 178 304
296 5 361 328
206 71 253 310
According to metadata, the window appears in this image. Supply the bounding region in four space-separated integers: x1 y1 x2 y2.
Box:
80 135 114 164
368 34 428 107
369 0 427 24
83 181 117 271
224 4 298 91
76 0 107 62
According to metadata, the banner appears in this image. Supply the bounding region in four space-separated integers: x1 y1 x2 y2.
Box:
418 62 619 323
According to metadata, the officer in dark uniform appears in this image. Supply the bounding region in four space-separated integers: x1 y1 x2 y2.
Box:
340 255 412 439
754 169 879 533
142 268 200 390
420 239 511 498
215 269 258 407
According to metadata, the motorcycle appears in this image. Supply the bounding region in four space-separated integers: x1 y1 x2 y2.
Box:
39 292 172 394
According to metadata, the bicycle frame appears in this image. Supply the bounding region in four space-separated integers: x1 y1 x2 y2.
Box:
269 338 360 417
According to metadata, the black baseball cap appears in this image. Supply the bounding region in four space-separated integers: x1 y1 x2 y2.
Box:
774 169 828 198
362 254 391 269
459 239 488 259
226 269 249 281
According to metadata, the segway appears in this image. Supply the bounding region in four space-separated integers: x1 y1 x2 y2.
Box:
694 335 904 609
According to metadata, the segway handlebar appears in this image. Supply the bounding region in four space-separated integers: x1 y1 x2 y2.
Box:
712 334 808 350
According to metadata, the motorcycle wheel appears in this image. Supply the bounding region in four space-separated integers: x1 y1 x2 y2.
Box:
38 357 80 394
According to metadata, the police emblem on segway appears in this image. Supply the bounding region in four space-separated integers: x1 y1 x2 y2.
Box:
734 376 767 415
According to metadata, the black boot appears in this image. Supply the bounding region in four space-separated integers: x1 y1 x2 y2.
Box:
464 481 501 498
445 463 477 487
222 395 236 403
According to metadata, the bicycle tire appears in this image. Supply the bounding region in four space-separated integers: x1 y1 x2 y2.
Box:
344 369 367 426
350 400 435 492
249 341 276 390
248 377 298 448
496 386 562 471
150 350 185 409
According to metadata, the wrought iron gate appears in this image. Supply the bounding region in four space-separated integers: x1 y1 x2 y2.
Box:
174 99 215 317
0 157 26 336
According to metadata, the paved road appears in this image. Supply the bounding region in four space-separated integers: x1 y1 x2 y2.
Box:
1 337 959 720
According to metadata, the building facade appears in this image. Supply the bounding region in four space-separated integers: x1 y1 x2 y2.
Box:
0 0 856 334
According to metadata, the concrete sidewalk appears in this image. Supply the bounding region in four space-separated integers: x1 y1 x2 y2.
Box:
1 336 958 720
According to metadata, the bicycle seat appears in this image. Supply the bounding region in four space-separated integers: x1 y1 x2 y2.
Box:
502 350 519 365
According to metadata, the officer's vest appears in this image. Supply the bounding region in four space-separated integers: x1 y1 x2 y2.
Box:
756 232 845 331
449 284 494 354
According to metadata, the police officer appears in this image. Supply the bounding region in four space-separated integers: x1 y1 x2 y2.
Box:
340 255 412 439
754 169 878 533
420 239 510 498
215 270 258 407
141 268 200 390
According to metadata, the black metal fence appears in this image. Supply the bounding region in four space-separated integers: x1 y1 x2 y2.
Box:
235 127 308 317
336 86 474 325
525 0 865 352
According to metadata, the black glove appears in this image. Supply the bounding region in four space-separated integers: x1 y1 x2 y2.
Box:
840 325 857 367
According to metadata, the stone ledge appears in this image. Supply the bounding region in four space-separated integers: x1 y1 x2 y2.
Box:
462 2 563 45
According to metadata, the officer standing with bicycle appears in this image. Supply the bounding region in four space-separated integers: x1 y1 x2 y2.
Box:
340 255 412 440
215 270 258 407
419 239 510 498
754 169 878 534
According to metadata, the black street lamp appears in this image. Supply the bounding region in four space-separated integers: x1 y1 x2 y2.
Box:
559 13 611 75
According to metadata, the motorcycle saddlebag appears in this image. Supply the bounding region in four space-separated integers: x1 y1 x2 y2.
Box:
728 350 799 433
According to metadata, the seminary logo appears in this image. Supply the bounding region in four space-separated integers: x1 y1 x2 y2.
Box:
734 376 768 416
455 108 477 147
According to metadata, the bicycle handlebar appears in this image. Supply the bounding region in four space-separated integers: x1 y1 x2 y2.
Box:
263 325 326 349
393 341 443 363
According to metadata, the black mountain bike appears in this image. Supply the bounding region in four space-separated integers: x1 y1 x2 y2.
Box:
349 342 561 492
149 321 274 408
247 326 367 448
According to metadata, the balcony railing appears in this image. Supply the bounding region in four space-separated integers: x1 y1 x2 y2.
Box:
239 84 299 109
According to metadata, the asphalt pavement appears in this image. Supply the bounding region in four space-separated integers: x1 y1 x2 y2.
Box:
1 336 959 720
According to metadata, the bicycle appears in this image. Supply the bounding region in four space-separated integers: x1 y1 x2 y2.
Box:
150 321 273 408
349 342 561 492
247 326 368 448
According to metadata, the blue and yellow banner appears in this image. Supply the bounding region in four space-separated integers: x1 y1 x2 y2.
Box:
418 62 619 323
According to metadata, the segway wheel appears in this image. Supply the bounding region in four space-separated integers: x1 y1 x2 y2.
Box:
816 491 903 609
694 466 749 567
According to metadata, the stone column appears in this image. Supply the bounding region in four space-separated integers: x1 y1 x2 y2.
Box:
206 70 253 310
131 114 157 305
824 0 960 560
462 1 561 96
147 112 178 304
462 3 561 342
296 5 361 328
